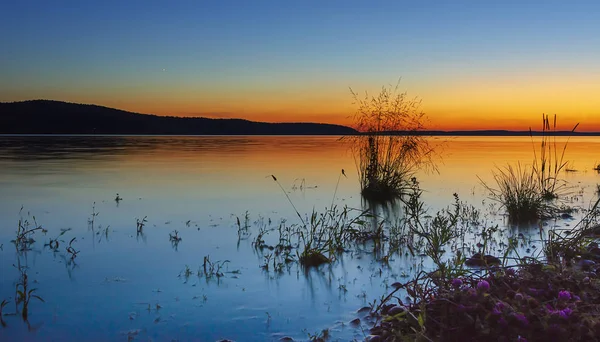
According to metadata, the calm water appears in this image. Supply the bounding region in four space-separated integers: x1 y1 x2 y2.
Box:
1 135 599 341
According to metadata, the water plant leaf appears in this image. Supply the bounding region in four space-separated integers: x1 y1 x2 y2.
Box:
31 295 45 303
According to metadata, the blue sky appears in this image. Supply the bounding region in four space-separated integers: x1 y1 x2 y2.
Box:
1 0 599 129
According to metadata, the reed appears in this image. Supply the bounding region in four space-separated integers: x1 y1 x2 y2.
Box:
530 114 578 200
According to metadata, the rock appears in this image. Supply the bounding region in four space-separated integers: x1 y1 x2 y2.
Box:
387 305 405 316
370 326 384 335
350 318 361 326
465 253 501 267
358 306 372 314
380 303 395 315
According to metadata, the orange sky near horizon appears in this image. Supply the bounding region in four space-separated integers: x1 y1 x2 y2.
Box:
3 71 599 132
48 76 599 132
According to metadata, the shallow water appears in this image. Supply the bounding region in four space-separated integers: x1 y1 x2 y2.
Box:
0 135 599 341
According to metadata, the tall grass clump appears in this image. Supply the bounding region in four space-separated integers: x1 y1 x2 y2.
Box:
481 163 546 222
346 81 437 203
481 114 577 222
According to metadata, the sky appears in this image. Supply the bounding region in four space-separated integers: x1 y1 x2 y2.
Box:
1 0 599 131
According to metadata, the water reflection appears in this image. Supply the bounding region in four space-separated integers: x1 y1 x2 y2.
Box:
0 135 599 341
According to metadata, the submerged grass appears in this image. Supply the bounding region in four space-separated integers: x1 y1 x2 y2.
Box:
270 171 375 267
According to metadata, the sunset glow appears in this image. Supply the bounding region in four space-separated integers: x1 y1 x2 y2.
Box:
1 1 599 131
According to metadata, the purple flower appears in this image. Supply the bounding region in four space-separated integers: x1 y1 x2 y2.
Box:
573 295 581 301
558 290 571 301
513 313 529 327
477 280 490 292
493 301 505 315
558 308 573 319
514 293 524 301
451 278 463 288
498 317 508 327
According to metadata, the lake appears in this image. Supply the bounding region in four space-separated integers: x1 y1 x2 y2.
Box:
1 135 599 341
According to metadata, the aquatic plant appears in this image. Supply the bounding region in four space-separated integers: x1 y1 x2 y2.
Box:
169 230 182 250
480 115 577 222
87 202 99 231
236 211 251 240
11 208 45 252
345 81 437 202
481 163 546 222
0 299 7 327
531 114 578 200
14 264 44 321
201 255 229 279
65 237 79 261
271 172 372 267
136 216 147 234
45 228 72 252
307 328 330 342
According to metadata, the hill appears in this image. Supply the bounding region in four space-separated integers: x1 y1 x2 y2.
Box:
0 100 357 135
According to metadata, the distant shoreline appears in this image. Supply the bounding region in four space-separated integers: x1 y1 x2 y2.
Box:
2 100 600 136
2 131 600 137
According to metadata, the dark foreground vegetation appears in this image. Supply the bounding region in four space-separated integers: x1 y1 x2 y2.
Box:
365 198 600 342
0 100 357 135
